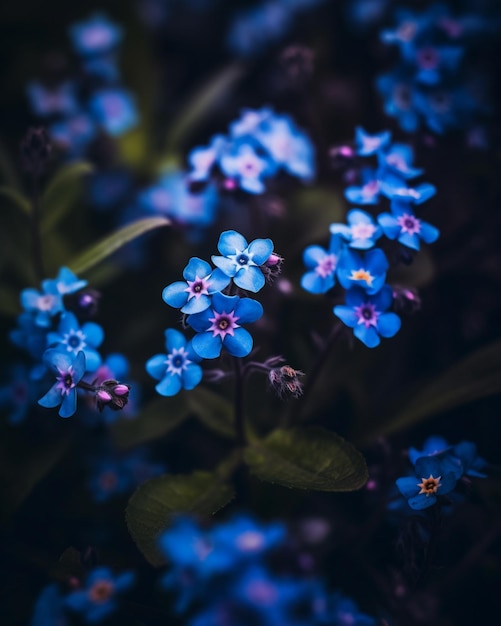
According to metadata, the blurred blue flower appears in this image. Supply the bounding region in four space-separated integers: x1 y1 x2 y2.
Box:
10 313 49 360
21 283 63 328
47 312 104 373
377 143 423 179
38 350 86 418
89 88 138 136
31 584 68 626
336 248 388 295
330 209 382 250
344 168 381 205
396 455 457 510
220 141 276 194
210 514 286 560
146 329 202 396
301 234 343 294
47 266 88 296
187 292 263 359
50 113 97 157
334 285 401 348
376 73 420 133
354 127 391 156
0 364 39 424
162 257 230 314
65 567 134 623
212 230 274 292
69 13 123 57
27 81 78 118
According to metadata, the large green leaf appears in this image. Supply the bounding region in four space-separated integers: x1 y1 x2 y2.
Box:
187 387 235 439
0 425 73 522
164 62 244 153
110 395 190 450
41 162 93 233
68 217 170 274
244 427 368 492
0 186 31 215
126 467 236 565
360 340 501 444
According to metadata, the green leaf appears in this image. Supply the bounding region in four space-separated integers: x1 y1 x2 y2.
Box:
164 62 244 153
244 427 368 492
68 217 170 274
126 468 236 565
41 162 93 234
0 425 73 522
187 387 235 439
0 186 31 215
110 395 190 450
360 340 501 444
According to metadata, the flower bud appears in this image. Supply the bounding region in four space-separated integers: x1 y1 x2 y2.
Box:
95 379 130 412
268 365 304 399
263 253 284 283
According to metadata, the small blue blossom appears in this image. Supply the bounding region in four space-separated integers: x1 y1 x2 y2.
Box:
396 455 457 510
188 135 227 182
0 364 39 424
378 200 439 250
88 88 138 136
212 230 274 292
354 127 391 156
49 113 97 157
187 292 263 359
27 81 78 118
162 257 230 314
409 436 487 479
10 313 48 360
452 441 488 478
301 234 343 294
344 168 381 205
330 209 382 250
47 266 88 296
219 141 276 194
146 329 202 396
380 181 436 204
65 567 134 623
336 248 389 295
69 13 123 57
376 73 421 133
38 350 86 418
377 143 423 180
210 515 286 560
21 283 63 328
31 584 68 626
334 286 401 348
47 312 104 372
227 2 292 57
82 54 120 82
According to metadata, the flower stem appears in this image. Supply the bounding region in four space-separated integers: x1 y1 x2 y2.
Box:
233 357 246 445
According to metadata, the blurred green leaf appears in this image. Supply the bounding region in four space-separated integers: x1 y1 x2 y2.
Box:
0 186 31 215
164 62 244 154
187 387 235 439
41 162 93 234
68 217 170 274
0 140 21 189
244 426 368 491
360 340 501 444
0 425 73 522
110 395 190 450
126 466 236 565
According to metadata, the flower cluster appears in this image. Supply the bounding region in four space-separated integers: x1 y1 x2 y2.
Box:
396 435 487 510
6 267 130 419
157 514 377 626
27 12 138 157
377 4 495 135
146 230 274 395
302 127 439 348
188 108 315 194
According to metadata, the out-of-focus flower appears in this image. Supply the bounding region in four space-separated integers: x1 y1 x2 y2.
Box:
69 13 123 57
301 234 343 294
47 311 104 373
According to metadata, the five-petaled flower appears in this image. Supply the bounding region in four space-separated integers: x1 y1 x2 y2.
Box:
396 455 457 510
47 311 104 372
38 349 86 418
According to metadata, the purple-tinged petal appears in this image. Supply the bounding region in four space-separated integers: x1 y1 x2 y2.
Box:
303 245 327 267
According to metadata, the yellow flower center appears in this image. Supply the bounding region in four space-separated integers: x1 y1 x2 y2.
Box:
349 268 374 286
417 474 442 496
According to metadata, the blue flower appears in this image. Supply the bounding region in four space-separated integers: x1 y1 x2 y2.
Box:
69 13 123 57
88 88 138 137
376 73 420 133
334 286 401 348
31 584 68 626
187 292 263 359
344 168 381 205
210 515 286 559
38 350 86 418
10 313 48 360
452 441 488 478
21 283 63 328
330 209 382 250
378 200 439 250
336 248 388 294
27 81 78 118
146 329 202 396
49 113 97 157
65 567 134 623
219 141 276 194
377 143 423 179
162 257 230 314
46 266 88 296
87 458 131 502
301 234 343 294
188 135 227 182
212 230 274 292
47 312 104 372
354 127 391 156
0 364 39 424
380 181 436 204
396 455 457 510
409 436 487 479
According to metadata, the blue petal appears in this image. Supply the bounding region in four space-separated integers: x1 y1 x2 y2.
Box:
420 222 440 244
347 209 374 224
377 213 400 239
60 389 77 418
65 590 88 611
223 327 253 357
329 223 351 239
354 324 380 348
414 183 436 204
234 297 263 323
163 282 189 308
84 348 102 372
38 385 63 408
165 328 187 351
192 333 222 359
156 374 182 396
209 269 231 293
182 364 203 390
248 238 273 264
146 354 167 380
211 255 237 277
398 232 421 250
183 257 211 281
415 456 442 477
43 349 76 373
333 305 358 328
366 248 389 274
438 471 457 494
181 294 211 314
303 245 327 267
396 476 419 498
408 493 437 510
377 313 401 338
187 309 212 333
234 266 264 292
211 292 239 313
301 272 334 294
73 351 87 380
82 322 104 348
345 288 366 308
371 285 393 311
218 230 248 256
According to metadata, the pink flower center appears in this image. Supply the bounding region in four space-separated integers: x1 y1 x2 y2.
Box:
185 277 210 300
236 531 265 552
351 223 377 241
88 580 114 604
397 213 421 235
361 180 379 198
55 366 76 396
354 302 379 328
315 254 337 278
208 310 240 339
246 580 278 606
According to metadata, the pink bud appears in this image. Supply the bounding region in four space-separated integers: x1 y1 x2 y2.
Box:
114 384 129 396
97 390 112 403
266 253 281 267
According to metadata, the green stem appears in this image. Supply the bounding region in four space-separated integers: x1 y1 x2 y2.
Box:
233 357 246 445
